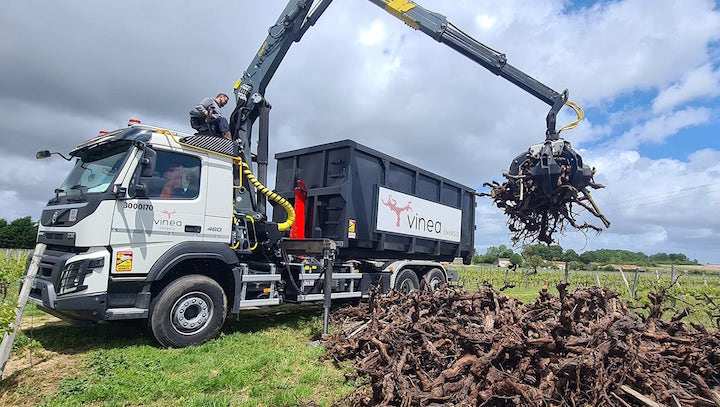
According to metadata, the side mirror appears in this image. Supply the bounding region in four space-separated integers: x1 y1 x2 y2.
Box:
128 146 156 199
36 150 71 161
141 147 157 177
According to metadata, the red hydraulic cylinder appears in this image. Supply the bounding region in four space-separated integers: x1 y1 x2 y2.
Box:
289 180 307 239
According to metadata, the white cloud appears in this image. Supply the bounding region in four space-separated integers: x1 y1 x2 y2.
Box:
611 107 711 150
652 64 720 112
564 146 720 262
358 20 386 46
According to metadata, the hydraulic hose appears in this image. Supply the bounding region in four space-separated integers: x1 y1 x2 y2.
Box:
558 100 584 134
156 129 295 231
236 158 295 231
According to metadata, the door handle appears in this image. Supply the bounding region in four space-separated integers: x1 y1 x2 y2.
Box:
185 225 201 233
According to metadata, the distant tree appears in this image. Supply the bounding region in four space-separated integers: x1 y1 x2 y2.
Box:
0 219 8 248
472 253 495 264
649 252 669 262
0 217 37 249
579 249 650 266
486 245 514 259
525 254 544 274
509 253 523 269
649 252 696 265
474 245 516 265
562 249 580 262
547 245 564 260
522 244 563 261
521 245 538 259
579 251 595 264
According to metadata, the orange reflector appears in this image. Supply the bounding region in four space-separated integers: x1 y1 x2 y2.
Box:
263 288 271 293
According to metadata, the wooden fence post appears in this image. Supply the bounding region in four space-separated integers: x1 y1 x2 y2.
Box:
0 243 46 379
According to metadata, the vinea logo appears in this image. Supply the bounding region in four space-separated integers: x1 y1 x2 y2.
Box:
155 210 182 227
376 186 462 243
380 195 412 227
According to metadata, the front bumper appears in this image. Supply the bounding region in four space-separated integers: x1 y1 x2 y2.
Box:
28 247 148 322
29 278 108 322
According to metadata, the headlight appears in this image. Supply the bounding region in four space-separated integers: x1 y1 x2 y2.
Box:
58 257 104 295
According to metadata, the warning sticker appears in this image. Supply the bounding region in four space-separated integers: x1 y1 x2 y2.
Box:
116 251 133 272
348 219 356 239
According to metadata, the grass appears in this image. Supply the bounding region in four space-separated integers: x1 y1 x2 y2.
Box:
2 265 717 406
2 303 355 407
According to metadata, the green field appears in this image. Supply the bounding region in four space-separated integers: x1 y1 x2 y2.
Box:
1 254 718 406
457 264 720 325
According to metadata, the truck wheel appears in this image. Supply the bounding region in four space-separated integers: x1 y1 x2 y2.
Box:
422 268 446 291
395 269 420 295
148 275 227 348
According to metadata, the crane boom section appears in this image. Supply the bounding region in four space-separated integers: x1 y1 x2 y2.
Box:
367 0 562 107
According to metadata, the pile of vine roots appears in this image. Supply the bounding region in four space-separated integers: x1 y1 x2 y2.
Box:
481 154 611 245
323 284 720 406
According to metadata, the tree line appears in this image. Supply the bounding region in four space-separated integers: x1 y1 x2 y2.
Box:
0 217 39 249
473 244 698 269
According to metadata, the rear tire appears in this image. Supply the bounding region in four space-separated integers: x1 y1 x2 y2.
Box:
148 275 227 348
395 269 420 295
422 268 446 290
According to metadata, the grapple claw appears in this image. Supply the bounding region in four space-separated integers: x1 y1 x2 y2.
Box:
483 137 609 245
510 139 592 197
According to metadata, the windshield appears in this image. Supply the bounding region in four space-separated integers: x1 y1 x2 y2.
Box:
58 141 133 197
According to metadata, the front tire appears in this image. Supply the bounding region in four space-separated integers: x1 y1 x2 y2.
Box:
148 275 227 348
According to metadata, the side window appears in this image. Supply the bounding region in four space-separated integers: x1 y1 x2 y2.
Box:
142 150 201 199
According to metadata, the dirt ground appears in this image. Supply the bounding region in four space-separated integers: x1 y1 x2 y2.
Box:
680 264 720 273
0 315 79 407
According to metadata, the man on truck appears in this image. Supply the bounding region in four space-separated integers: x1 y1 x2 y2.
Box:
190 93 232 140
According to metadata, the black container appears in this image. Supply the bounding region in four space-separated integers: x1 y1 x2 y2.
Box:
274 140 475 264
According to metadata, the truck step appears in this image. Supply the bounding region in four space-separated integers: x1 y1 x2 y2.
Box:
297 292 361 302
237 298 281 308
105 307 149 320
241 274 282 283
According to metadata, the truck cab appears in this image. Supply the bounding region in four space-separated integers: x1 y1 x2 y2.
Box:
31 124 236 323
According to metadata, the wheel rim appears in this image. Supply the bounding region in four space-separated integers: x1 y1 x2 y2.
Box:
170 291 213 336
428 276 443 290
399 278 415 295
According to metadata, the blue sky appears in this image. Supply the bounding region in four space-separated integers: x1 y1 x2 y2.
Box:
582 89 720 159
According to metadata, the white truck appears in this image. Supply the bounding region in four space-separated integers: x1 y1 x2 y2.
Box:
28 0 593 347
31 125 474 347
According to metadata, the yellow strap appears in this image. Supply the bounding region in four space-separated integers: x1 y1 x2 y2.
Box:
558 100 584 134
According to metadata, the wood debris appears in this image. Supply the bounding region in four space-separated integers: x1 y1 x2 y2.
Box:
480 153 610 245
324 284 720 406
